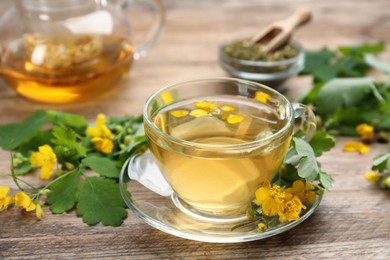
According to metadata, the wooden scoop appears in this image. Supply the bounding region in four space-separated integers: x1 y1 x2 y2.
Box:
248 7 312 53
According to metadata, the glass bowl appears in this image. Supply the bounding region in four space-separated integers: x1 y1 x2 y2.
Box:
218 39 305 87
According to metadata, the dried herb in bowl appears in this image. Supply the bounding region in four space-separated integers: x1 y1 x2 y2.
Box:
223 38 299 62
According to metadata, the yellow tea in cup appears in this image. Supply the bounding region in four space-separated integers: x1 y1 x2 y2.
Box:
147 96 292 217
144 78 315 221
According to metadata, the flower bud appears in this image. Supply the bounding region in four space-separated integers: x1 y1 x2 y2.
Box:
114 125 123 132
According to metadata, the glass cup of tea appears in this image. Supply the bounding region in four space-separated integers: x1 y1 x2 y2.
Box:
143 78 316 221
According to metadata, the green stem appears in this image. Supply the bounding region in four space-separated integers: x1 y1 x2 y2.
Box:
10 152 25 192
37 168 78 194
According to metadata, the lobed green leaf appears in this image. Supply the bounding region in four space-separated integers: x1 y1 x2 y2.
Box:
76 176 128 226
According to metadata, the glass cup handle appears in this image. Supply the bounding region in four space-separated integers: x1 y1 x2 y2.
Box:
121 0 165 59
292 103 317 140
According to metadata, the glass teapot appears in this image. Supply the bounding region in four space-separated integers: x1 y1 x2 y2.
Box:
0 0 165 104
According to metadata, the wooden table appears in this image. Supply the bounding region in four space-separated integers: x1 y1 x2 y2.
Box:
1 0 390 258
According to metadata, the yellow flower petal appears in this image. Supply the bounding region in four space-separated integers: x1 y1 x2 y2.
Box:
15 192 36 212
91 137 114 154
255 91 271 103
194 101 218 111
96 114 106 128
356 123 375 141
0 186 10 198
278 196 305 223
40 164 55 180
254 186 271 206
220 105 235 112
170 110 189 118
30 145 57 180
190 109 208 117
101 125 113 139
30 151 45 166
3 196 14 209
86 127 100 137
343 141 370 154
364 171 380 183
226 114 244 124
161 91 173 105
262 198 279 216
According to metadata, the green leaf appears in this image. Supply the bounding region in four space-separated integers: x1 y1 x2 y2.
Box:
309 131 335 157
318 171 333 190
364 54 390 74
315 78 378 115
15 161 34 175
301 48 335 75
77 176 128 226
18 131 53 156
0 110 48 150
372 153 390 173
293 138 320 181
82 156 121 178
46 170 79 213
51 125 87 157
46 110 88 129
338 42 385 56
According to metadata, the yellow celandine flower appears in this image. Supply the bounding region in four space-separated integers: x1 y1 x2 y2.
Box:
226 114 244 124
278 195 306 223
190 109 208 117
255 180 291 216
343 141 370 154
356 123 375 141
364 171 380 183
15 192 36 212
86 114 114 154
255 91 271 103
0 186 14 210
286 180 317 203
86 114 113 139
170 110 189 118
91 137 114 154
194 101 218 112
30 144 57 180
255 180 307 223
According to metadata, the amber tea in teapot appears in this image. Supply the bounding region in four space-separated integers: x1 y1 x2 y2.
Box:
0 0 164 104
1 34 134 103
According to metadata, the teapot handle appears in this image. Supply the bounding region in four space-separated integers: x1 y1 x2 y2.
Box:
121 0 165 59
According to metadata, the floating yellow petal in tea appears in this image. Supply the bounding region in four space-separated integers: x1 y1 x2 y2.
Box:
190 109 208 117
255 91 271 103
170 110 189 118
194 101 218 111
161 91 173 105
220 105 235 112
226 114 244 124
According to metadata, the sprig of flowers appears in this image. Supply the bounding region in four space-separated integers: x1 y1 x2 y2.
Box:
0 110 146 226
233 130 335 232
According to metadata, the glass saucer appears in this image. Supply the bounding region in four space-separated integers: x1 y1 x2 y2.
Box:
119 151 323 243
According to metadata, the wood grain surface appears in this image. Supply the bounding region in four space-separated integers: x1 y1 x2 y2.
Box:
1 0 390 259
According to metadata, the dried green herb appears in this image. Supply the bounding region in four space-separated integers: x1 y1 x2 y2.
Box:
223 38 298 62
